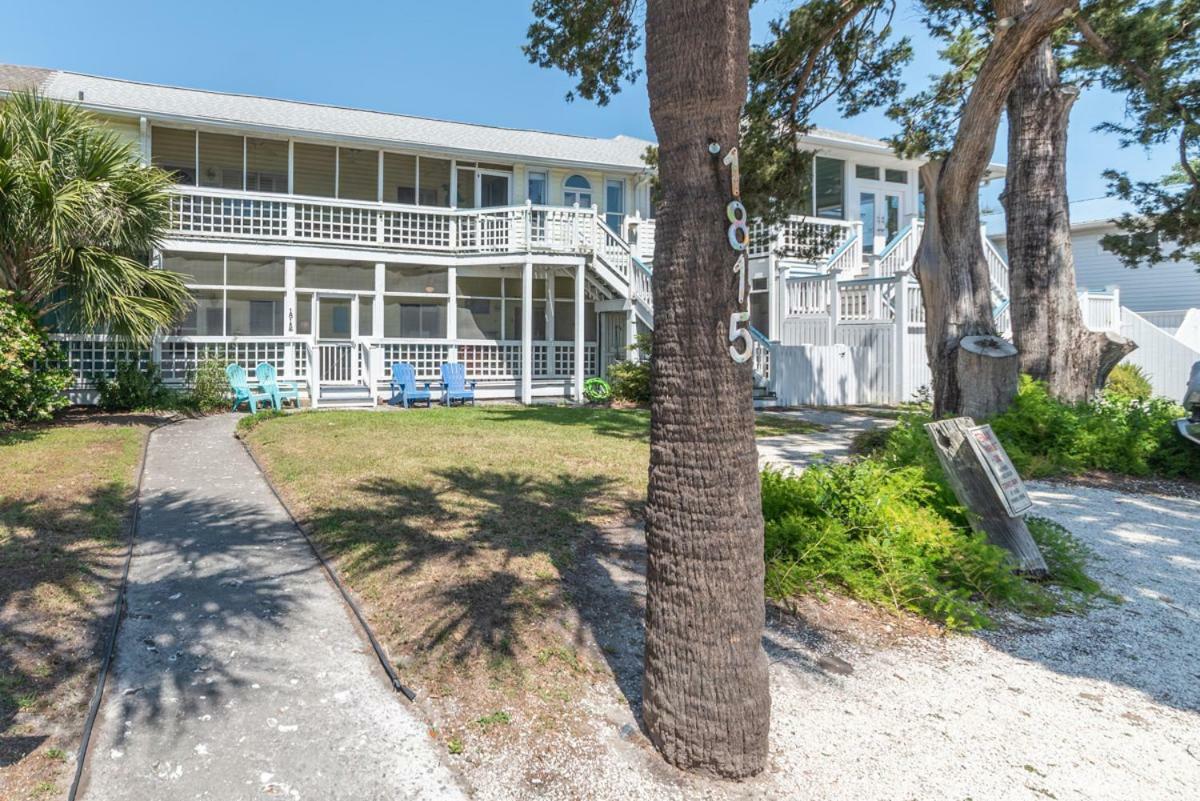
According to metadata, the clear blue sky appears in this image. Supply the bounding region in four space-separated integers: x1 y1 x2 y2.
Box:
4 0 1176 225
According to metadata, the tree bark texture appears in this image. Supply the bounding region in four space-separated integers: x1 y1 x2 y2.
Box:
1004 34 1135 401
914 0 1080 418
957 335 1020 420
642 0 770 779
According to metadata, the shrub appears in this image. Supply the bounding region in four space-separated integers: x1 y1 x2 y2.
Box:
761 461 1103 629
95 360 174 411
184 358 229 412
875 376 1200 482
1104 363 1153 402
0 290 71 425
608 333 652 404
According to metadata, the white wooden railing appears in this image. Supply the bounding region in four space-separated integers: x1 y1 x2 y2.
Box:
625 215 656 263
875 220 923 278
373 339 598 383
748 215 859 263
316 342 356 385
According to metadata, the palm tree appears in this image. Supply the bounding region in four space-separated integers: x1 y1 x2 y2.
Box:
0 91 189 342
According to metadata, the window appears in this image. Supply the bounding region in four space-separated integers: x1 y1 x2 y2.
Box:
528 171 547 205
420 158 451 207
292 142 336 197
385 265 447 294
885 169 908 184
227 292 284 336
175 290 225 336
359 297 374 337
198 132 244 190
814 157 845 219
855 164 880 181
605 179 625 232
246 138 288 193
151 127 196 185
226 256 284 287
296 260 375 291
385 299 445 338
167 252 224 285
564 174 592 207
338 147 378 201
456 167 476 208
384 152 418 204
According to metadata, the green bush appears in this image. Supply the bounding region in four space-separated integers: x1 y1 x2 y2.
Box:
761 461 1103 629
1104 363 1153 402
876 376 1200 482
0 290 71 425
608 333 652 404
183 358 229 412
95 360 174 412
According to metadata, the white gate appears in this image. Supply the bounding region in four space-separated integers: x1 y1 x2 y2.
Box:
317 342 356 385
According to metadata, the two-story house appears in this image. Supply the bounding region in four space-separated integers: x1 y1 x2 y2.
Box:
2 64 1014 407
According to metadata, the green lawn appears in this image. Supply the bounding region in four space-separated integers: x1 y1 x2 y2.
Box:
243 405 814 750
0 415 150 800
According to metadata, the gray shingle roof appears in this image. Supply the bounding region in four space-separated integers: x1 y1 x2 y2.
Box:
0 64 656 171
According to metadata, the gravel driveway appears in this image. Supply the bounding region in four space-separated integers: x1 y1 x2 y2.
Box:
471 414 1200 801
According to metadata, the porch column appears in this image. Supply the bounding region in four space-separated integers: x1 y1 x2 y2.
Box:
546 272 556 379
626 310 638 361
521 258 534 404
894 270 910 404
447 265 458 363
573 259 585 402
767 251 779 341
284 258 297 379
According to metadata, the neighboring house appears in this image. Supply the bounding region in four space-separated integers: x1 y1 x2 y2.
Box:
2 64 1012 406
990 214 1200 318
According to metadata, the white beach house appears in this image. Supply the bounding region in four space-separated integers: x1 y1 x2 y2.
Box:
2 64 1018 406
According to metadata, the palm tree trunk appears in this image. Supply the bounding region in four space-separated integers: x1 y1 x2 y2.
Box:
1004 36 1134 400
642 0 770 779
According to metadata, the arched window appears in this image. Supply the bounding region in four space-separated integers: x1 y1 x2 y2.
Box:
563 174 592 207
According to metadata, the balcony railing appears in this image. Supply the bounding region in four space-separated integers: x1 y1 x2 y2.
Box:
168 187 612 257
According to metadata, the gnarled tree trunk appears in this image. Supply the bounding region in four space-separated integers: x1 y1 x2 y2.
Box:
642 0 769 779
1003 34 1135 400
914 0 1080 418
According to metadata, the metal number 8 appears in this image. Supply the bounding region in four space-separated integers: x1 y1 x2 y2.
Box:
726 200 748 251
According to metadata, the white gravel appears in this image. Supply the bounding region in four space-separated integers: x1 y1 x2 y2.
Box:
467 414 1200 800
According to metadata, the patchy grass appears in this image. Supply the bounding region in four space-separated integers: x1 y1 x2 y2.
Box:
0 413 151 799
243 406 650 751
754 413 825 437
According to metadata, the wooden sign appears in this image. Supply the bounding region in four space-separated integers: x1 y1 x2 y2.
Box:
925 417 1047 576
965 424 1033 517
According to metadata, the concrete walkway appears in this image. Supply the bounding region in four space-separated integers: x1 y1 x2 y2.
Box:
757 408 893 469
82 415 466 801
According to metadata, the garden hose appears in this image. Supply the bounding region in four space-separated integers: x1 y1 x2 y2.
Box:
583 377 612 403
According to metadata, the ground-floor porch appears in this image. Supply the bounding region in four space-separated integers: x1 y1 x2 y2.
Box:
54 242 643 406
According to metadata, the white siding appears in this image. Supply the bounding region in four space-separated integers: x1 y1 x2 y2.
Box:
1070 226 1200 313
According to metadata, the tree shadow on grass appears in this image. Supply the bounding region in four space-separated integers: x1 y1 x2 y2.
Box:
474 405 650 442
297 463 839 725
0 479 134 769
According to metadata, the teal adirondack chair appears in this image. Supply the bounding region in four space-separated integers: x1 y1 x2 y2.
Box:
226 363 273 412
256 362 301 409
439 362 476 406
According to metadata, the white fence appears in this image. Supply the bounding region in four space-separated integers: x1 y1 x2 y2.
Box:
1120 309 1200 400
760 277 1197 407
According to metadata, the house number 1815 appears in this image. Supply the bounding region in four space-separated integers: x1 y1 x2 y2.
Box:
720 145 752 363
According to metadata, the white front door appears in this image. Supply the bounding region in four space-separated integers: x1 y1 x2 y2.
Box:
857 189 904 255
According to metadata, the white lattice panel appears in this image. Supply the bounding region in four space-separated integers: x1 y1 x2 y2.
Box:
458 343 522 380
295 203 377 243
380 343 451 381
50 337 151 388
158 340 291 384
382 209 453 250
171 194 287 239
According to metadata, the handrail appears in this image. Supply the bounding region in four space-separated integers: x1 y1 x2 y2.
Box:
749 325 771 345
875 222 914 261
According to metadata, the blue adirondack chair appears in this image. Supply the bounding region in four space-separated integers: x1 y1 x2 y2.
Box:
388 362 432 408
439 362 477 406
255 362 301 409
226 363 273 412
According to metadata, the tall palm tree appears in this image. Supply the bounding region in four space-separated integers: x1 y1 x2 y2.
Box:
0 91 189 342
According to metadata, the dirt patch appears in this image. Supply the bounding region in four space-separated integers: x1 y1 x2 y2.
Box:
0 415 150 800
